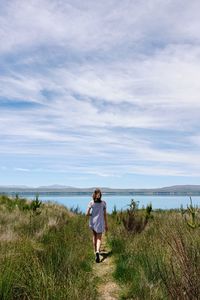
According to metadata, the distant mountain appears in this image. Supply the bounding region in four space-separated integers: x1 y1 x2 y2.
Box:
0 184 200 195
159 185 200 192
0 185 31 188
37 185 76 189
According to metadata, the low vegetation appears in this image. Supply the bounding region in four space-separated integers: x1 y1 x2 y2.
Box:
0 194 97 300
1 193 200 299
107 198 200 299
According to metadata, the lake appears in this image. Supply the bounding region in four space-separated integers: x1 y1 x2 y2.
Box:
24 195 200 213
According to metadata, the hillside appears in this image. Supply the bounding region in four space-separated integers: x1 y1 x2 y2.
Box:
1 184 200 195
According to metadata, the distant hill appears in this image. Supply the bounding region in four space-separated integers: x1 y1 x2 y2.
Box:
37 185 76 189
159 185 200 192
0 184 200 196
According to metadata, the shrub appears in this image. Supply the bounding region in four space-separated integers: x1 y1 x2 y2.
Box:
122 199 152 233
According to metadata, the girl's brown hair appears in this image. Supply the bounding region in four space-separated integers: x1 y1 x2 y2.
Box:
92 188 102 202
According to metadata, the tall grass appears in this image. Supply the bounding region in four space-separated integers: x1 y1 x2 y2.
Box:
107 201 200 300
0 195 97 299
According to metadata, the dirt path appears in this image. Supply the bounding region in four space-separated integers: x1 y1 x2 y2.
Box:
93 233 122 300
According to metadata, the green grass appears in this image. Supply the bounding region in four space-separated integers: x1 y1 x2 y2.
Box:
0 195 97 300
107 203 200 299
2 194 200 299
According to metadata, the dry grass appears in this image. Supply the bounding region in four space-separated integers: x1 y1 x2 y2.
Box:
107 204 200 299
0 194 97 300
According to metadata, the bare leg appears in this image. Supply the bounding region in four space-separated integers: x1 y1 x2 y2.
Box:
96 233 102 253
92 230 97 253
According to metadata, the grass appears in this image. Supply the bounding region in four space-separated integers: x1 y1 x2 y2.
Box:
0 194 97 300
2 194 200 299
107 200 200 299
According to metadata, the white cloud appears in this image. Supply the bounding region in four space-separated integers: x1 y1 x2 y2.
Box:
1 0 200 55
1 0 200 182
14 167 31 172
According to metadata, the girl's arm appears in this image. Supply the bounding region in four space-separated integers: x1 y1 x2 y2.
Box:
104 208 108 231
86 201 92 216
86 206 91 216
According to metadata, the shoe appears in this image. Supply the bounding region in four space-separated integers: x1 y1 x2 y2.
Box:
95 251 100 263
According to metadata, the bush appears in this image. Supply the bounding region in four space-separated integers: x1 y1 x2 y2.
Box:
121 199 152 233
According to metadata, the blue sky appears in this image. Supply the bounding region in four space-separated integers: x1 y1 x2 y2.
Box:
1 0 200 188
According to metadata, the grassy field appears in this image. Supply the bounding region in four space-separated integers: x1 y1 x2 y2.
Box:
0 194 97 300
1 194 200 299
107 199 200 299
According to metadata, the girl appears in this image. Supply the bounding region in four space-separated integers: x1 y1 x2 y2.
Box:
86 188 108 263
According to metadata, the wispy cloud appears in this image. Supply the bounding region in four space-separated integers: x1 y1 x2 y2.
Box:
14 167 31 172
0 0 200 186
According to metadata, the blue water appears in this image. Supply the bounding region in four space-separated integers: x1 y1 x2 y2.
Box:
25 195 200 213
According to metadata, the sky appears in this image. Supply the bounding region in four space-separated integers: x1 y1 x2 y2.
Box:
1 0 200 188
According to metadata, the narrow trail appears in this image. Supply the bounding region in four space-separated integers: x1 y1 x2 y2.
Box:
93 233 122 300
